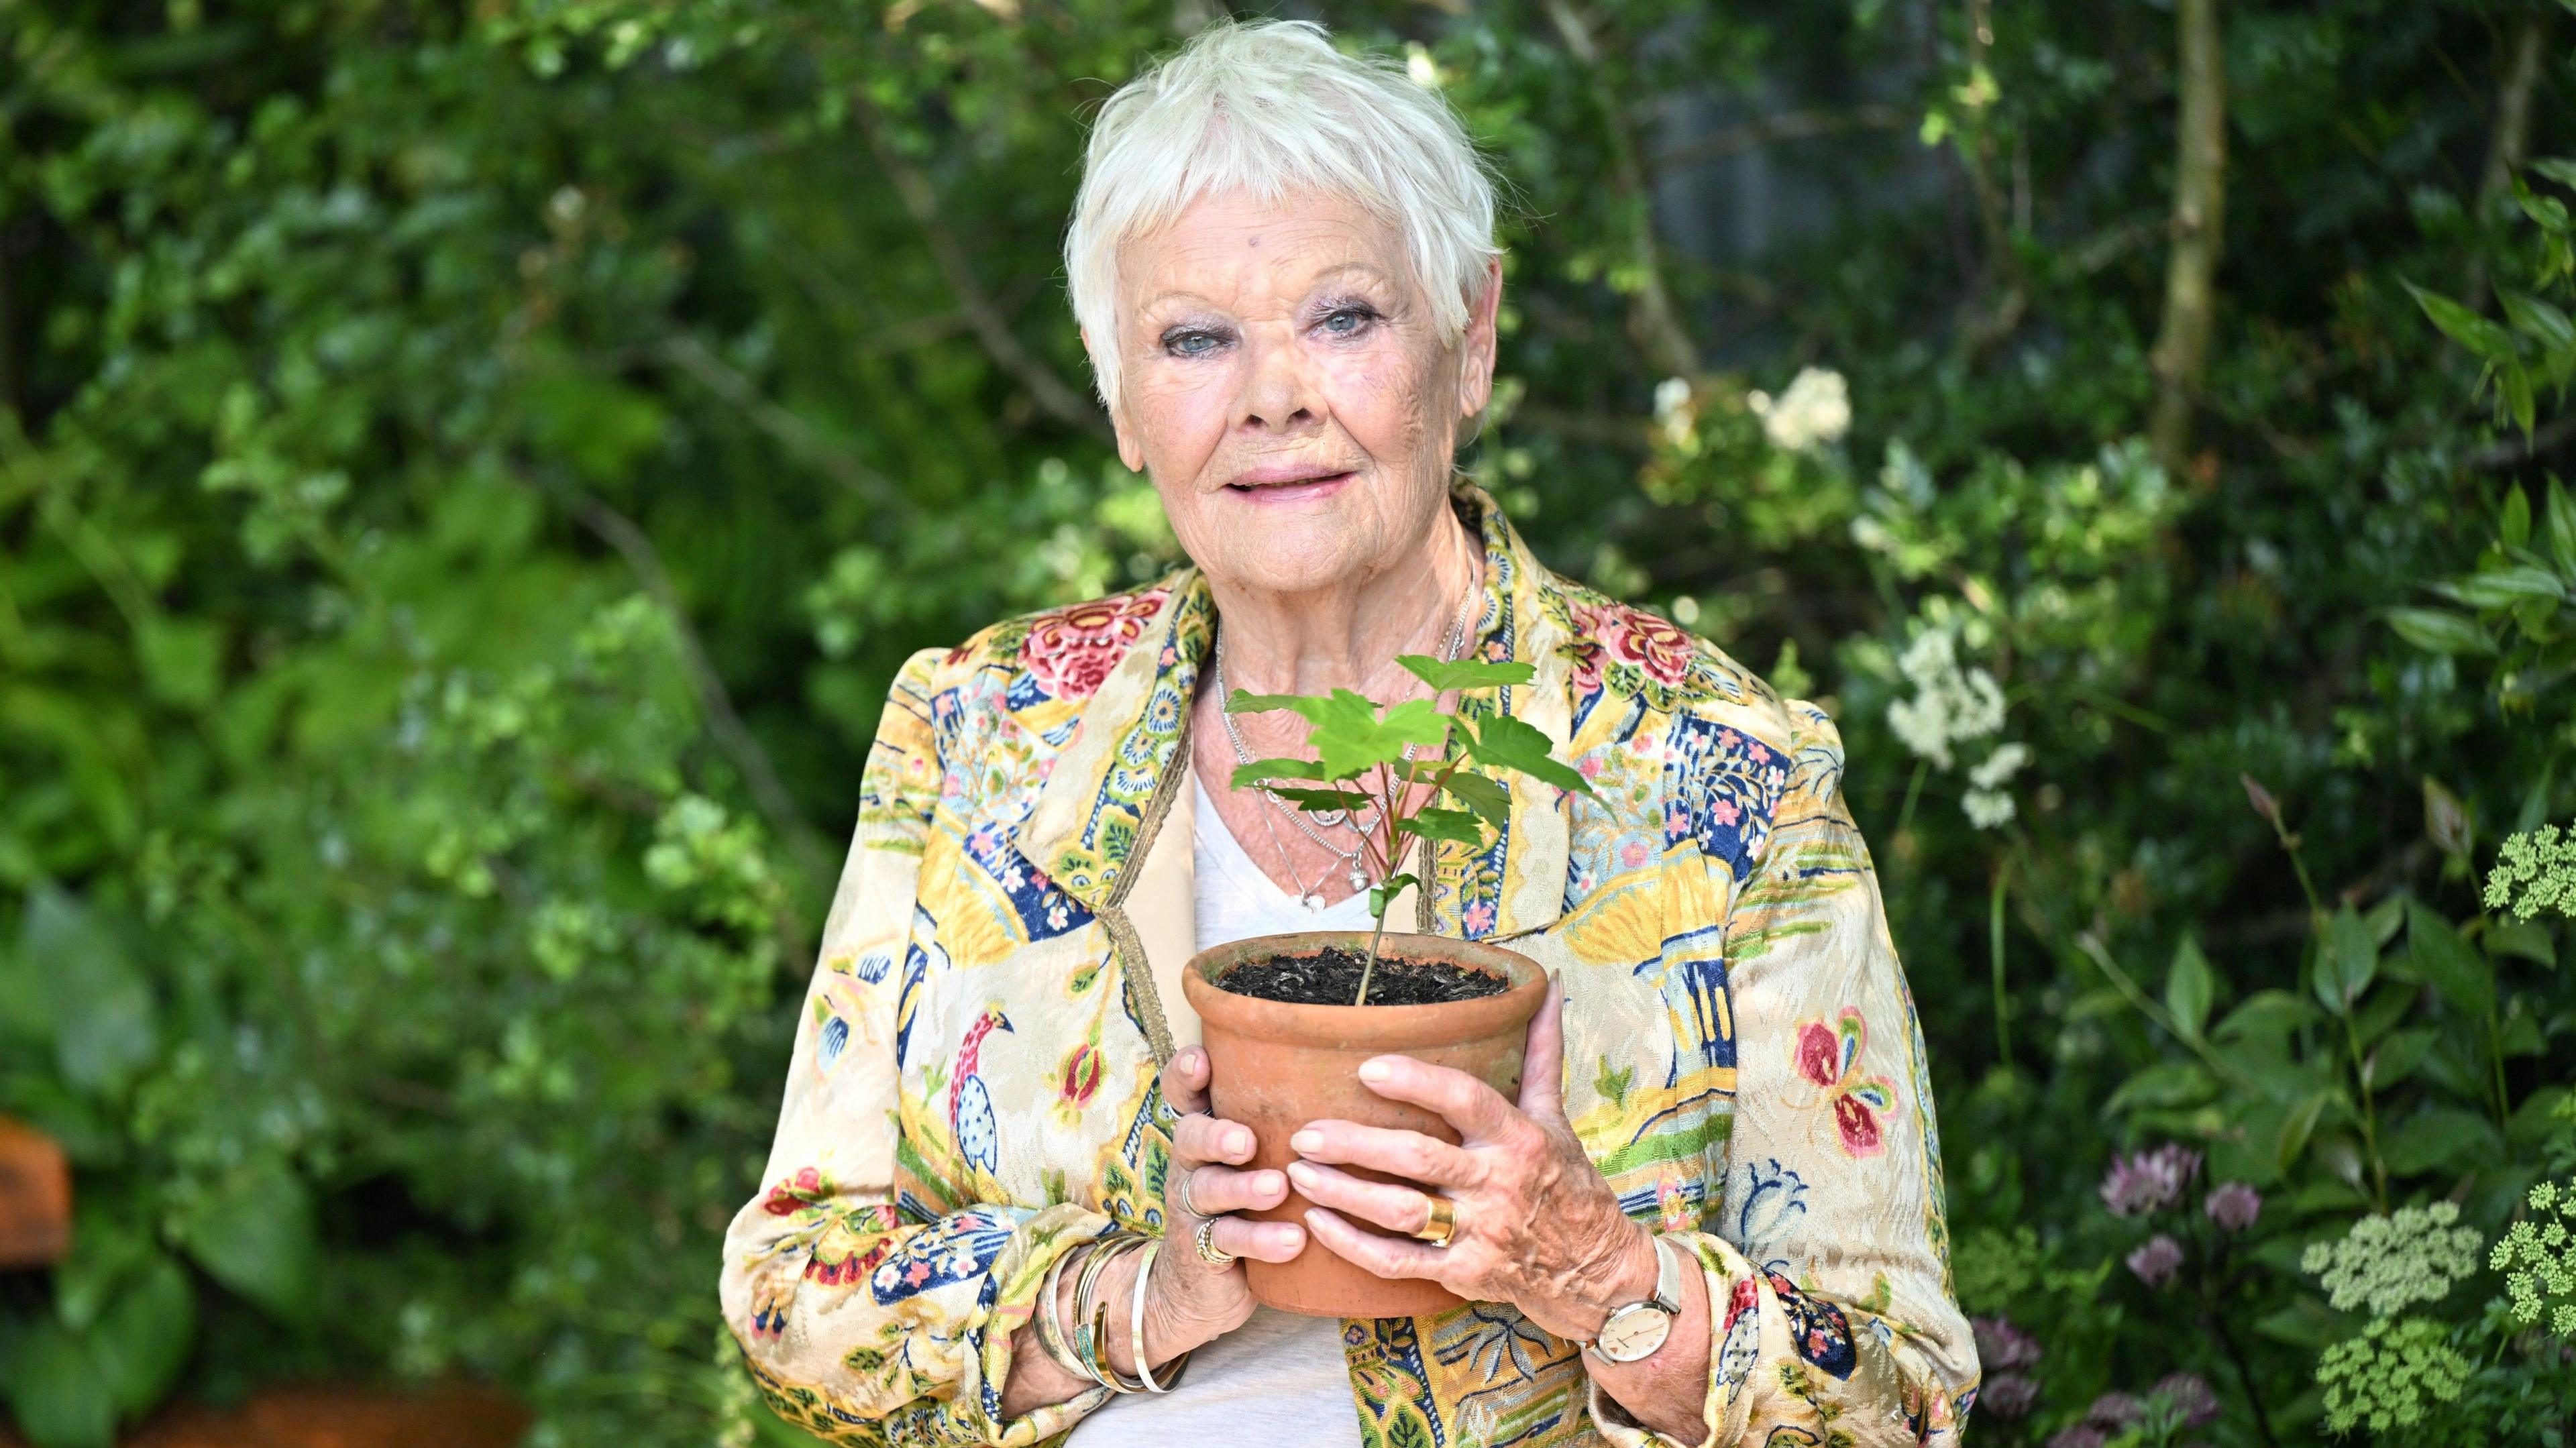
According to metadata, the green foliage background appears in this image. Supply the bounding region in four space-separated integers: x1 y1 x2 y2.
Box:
1 0 2572 1445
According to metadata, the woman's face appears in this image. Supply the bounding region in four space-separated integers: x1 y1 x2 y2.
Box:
1093 186 1499 597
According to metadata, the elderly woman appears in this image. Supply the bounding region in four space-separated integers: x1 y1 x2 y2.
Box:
721 17 1975 1448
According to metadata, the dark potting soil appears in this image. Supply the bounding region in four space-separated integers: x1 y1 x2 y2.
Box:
1219 947 1508 1006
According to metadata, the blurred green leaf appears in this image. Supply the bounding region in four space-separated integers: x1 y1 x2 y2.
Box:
2386 606 2496 655
11 886 157 1094
176 1162 318 1321
2165 935 2215 1040
2407 900 2494 1017
0 1317 114 1448
2315 907 2378 1014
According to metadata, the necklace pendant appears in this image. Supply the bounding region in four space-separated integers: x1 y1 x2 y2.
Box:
1297 891 1323 911
1346 864 1369 893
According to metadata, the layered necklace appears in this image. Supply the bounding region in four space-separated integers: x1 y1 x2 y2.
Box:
1210 567 1480 909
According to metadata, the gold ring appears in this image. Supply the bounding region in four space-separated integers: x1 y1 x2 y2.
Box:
1194 1216 1237 1267
1411 1194 1457 1248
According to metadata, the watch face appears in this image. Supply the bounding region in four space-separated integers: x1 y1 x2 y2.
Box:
1595 1305 1674 1363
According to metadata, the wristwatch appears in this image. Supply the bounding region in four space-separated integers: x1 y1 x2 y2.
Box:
1582 1233 1686 1365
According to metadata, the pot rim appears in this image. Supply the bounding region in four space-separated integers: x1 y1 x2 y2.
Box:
1180 931 1548 1050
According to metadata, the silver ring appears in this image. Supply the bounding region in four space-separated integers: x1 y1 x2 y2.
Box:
1177 1167 1211 1221
1194 1216 1238 1267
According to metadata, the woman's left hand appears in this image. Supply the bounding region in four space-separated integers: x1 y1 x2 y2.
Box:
1287 977 1657 1341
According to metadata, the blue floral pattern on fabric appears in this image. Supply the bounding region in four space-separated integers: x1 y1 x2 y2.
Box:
1664 713 1791 881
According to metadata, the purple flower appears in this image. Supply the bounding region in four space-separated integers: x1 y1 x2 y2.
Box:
2151 1372 2221 1429
2126 1234 2185 1287
2045 1427 2106 1448
2205 1181 2261 1233
2099 1143 2202 1217
1972 1316 2043 1373
1980 1374 2041 1419
2086 1391 2145 1429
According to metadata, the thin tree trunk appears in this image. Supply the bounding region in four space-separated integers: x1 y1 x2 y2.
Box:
2149 0 2227 478
2464 9 2552 307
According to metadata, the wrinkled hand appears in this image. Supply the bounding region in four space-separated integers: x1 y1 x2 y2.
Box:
1287 978 1655 1341
1138 1045 1308 1361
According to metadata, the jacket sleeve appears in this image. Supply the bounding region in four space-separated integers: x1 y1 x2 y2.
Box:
719 646 1121 1447
1588 700 1981 1447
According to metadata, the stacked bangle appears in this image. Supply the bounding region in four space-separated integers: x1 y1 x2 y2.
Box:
1038 1231 1192 1396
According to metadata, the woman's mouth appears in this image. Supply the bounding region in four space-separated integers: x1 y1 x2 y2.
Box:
1227 470 1356 504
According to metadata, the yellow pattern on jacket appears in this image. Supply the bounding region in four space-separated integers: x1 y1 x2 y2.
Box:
718 482 1980 1447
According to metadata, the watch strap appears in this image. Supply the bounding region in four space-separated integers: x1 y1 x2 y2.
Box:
1583 1234 1685 1358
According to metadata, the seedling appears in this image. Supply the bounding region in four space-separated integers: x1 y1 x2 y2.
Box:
1224 654 1595 1005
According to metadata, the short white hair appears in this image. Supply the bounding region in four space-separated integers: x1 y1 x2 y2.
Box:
1064 17 1504 416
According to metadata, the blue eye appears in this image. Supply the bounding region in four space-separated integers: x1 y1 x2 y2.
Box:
1163 329 1222 357
1322 306 1377 335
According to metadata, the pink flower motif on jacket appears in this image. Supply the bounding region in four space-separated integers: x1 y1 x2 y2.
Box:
1018 590 1163 701
1566 598 1699 695
1057 1041 1102 1108
1790 1007 1901 1158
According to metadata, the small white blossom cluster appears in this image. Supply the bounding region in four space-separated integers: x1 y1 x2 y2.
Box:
1748 366 1851 452
2491 1178 2576 1337
2300 1201 2484 1318
1886 625 2027 830
2484 822 2575 921
1653 376 1697 447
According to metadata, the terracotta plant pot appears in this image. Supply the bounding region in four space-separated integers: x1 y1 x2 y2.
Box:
1180 931 1547 1319
0 1115 72 1268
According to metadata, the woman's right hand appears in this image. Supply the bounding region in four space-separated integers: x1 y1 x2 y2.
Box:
1138 1044 1307 1360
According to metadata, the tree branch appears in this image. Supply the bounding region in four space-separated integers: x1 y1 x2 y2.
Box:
527 471 834 891
852 94 1116 445
1544 0 1702 382
2148 0 2229 476
1648 104 1909 172
653 335 906 508
2464 8 2553 307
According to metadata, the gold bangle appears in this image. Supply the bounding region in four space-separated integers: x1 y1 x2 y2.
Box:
1128 1240 1182 1394
1031 1242 1088 1381
1079 1238 1150 1393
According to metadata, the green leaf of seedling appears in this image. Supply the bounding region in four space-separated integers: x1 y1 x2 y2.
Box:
2165 935 2216 1041
2408 280 2515 359
2385 607 2497 655
1440 771 1513 828
1227 756 1330 783
1308 693 1450 779
2314 907 2377 1014
1462 714 1593 794
1367 873 1419 920
1395 654 1534 692
1255 784 1376 815
1407 807 1487 846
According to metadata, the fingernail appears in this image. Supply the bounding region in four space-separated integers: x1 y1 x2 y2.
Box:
1358 1060 1392 1084
1258 1170 1284 1195
1226 1129 1250 1156
1286 1162 1314 1187
1290 1129 1321 1154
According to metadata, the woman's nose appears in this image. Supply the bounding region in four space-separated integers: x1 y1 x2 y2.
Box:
1234 329 1324 433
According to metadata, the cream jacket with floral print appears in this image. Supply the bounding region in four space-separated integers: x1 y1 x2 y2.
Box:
719 482 1979 1447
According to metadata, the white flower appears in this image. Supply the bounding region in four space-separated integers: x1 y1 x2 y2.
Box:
1405 42 1442 89
1653 376 1696 445
1968 742 2031 790
1748 367 1851 452
1885 628 2004 769
1962 788 2017 830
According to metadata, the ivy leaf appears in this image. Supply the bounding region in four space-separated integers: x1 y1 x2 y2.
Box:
2314 907 2377 1015
2385 607 2497 655
1462 714 1592 794
1439 771 1513 828
1395 654 1533 691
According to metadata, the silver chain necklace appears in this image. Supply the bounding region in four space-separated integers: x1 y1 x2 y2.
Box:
1210 575 1478 907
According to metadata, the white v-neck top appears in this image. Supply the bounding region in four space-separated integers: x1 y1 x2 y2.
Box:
1063 773 1367 1445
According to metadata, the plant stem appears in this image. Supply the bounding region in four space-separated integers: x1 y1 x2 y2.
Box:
2206 1291 2282 1448
2339 1012 2390 1213
1894 757 1929 838
1990 860 2012 1064
1356 903 1388 1008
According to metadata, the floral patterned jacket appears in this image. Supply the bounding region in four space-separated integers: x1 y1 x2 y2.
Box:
720 482 1979 1447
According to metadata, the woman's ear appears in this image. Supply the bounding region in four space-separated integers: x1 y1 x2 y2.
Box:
1081 324 1146 473
1456 258 1505 419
